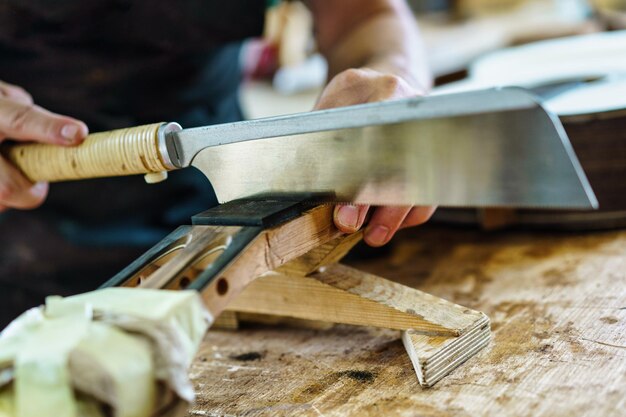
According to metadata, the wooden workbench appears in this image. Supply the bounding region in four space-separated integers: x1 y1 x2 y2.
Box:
187 225 626 417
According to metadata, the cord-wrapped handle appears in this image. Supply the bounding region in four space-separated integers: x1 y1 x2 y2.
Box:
3 122 180 183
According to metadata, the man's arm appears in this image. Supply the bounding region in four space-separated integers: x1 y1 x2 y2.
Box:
308 0 430 91
307 0 436 247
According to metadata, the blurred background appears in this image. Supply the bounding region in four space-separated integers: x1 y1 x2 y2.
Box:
240 0 625 116
239 0 626 230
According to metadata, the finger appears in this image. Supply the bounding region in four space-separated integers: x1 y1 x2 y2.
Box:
315 69 368 110
0 81 33 105
0 156 49 209
363 206 412 247
400 206 437 229
334 204 369 233
0 204 7 213
0 98 88 145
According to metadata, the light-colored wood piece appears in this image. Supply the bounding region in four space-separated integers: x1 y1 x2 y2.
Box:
198 205 344 319
227 264 484 336
212 232 364 332
275 231 363 277
6 123 172 182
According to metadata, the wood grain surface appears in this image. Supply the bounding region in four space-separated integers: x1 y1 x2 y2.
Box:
226 264 482 335
187 225 626 417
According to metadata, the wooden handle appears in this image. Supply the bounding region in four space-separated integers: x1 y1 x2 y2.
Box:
4 122 176 183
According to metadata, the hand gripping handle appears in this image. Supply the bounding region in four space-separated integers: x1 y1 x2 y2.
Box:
3 122 181 183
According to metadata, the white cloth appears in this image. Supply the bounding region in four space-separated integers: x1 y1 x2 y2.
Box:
0 288 211 417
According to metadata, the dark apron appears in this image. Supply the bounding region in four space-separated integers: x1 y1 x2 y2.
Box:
0 0 266 325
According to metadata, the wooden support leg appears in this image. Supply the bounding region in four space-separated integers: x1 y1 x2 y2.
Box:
227 264 484 336
224 247 491 387
107 200 491 388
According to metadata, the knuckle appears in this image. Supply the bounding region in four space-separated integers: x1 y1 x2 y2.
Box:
13 86 33 104
13 85 29 96
337 68 365 84
7 103 35 133
0 82 33 103
382 74 401 91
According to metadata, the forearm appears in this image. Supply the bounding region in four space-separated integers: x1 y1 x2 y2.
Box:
309 0 431 93
308 0 436 246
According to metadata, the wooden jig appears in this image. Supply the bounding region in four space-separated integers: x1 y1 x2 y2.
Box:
102 197 491 387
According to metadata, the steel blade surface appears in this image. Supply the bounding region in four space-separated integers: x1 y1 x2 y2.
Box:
170 88 597 208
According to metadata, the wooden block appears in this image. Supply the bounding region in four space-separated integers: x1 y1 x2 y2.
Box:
196 205 344 319
228 264 483 336
275 232 363 276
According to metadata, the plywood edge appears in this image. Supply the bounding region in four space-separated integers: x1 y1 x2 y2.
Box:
401 315 491 388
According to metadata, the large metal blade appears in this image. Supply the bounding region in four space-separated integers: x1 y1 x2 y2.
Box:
168 88 597 209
